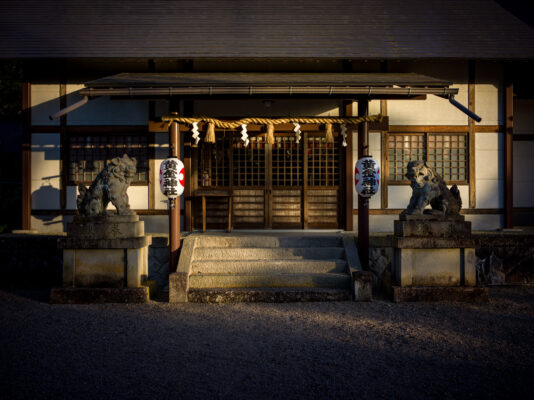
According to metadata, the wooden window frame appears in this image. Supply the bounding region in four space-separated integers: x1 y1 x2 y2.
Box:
67 131 149 186
385 131 469 186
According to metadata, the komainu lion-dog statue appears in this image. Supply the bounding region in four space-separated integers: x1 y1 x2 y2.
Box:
401 161 462 218
77 153 137 216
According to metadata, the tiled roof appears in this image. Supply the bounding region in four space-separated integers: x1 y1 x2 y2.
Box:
1 0 534 59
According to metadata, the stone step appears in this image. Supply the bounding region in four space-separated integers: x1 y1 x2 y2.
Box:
188 272 351 289
193 247 345 261
188 287 351 303
191 259 347 274
193 235 342 249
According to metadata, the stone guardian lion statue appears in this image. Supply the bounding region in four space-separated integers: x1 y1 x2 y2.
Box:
77 153 137 216
401 161 462 217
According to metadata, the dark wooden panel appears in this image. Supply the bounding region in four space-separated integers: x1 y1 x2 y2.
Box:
307 188 338 228
232 189 265 228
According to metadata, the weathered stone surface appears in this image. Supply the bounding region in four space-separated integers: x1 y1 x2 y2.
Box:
50 287 149 304
58 236 151 249
394 237 475 249
394 248 476 287
169 271 189 303
188 288 350 303
353 271 372 301
77 153 137 217
394 220 471 238
67 216 144 240
400 161 463 218
392 286 489 303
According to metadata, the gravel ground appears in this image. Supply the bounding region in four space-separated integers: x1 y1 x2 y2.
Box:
1 287 533 400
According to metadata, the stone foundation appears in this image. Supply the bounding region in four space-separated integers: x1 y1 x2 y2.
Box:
55 214 152 303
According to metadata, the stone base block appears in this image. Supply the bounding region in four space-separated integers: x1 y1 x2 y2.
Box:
394 247 476 287
50 287 149 304
63 246 149 288
67 215 144 240
394 220 471 238
352 271 372 301
187 288 351 303
392 286 489 303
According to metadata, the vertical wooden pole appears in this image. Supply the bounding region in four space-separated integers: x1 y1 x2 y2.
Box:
504 78 514 228
169 117 181 273
357 99 370 270
183 100 193 231
22 82 31 230
468 61 476 209
343 100 353 231
60 82 67 210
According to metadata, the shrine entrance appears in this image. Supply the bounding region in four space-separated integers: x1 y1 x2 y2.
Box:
192 129 343 230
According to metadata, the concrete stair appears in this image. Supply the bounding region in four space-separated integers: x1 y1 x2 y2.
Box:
169 233 372 303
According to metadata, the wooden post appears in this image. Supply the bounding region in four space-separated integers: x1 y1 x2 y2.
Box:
357 99 370 270
22 82 31 230
343 100 353 231
169 118 181 273
504 79 514 228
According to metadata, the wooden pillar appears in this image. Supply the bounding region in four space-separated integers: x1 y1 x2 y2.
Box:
343 100 353 231
22 82 31 230
169 117 181 273
183 101 193 231
504 79 514 228
357 99 370 269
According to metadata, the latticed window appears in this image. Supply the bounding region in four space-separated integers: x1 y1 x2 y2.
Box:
68 134 148 184
307 135 339 187
388 133 468 183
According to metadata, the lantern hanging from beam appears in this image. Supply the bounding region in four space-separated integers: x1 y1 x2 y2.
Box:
355 156 380 198
160 157 185 208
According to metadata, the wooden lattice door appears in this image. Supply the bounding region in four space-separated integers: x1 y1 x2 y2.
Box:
193 130 341 230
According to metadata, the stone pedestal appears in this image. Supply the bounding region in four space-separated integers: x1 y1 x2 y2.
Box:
50 214 152 303
391 215 488 302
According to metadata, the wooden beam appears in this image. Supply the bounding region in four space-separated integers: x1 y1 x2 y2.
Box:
505 78 514 228
60 83 67 210
468 62 476 209
357 99 370 269
169 118 181 273
148 132 156 210
381 101 388 209
184 100 194 232
22 82 31 230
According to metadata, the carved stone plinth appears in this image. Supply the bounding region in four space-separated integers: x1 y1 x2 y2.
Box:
392 217 488 302
54 214 152 303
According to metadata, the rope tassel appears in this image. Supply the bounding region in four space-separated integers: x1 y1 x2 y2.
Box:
205 122 215 143
266 123 275 144
325 122 333 143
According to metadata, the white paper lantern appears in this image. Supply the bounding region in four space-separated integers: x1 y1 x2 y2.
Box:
159 157 185 198
355 157 380 198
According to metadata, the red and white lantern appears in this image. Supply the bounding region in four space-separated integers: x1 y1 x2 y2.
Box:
355 156 380 198
159 157 185 199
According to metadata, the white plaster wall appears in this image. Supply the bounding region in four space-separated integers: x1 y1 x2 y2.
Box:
66 185 148 210
475 132 504 208
154 132 170 210
31 133 60 209
475 62 503 126
515 98 534 135
31 215 73 234
387 62 469 125
194 99 341 117
513 141 534 207
465 215 503 231
66 84 149 125
31 84 60 126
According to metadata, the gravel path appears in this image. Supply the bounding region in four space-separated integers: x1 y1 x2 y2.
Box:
1 287 533 400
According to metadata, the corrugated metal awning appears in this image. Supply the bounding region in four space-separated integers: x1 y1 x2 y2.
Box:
79 72 458 99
